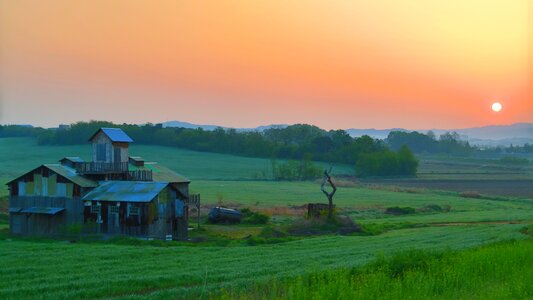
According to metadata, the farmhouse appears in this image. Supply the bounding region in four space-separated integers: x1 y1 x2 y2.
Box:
6 128 194 239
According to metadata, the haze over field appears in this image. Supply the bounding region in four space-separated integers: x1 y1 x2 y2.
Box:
1 0 531 129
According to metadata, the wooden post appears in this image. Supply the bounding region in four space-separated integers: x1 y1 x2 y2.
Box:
197 194 201 230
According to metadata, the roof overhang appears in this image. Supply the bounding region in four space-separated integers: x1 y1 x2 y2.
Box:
82 181 170 202
20 207 65 215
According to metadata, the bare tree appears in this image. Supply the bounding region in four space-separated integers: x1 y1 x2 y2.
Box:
321 167 337 220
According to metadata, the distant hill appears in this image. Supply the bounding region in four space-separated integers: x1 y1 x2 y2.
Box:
346 123 532 146
162 121 532 146
467 137 533 147
345 128 408 139
162 121 288 132
429 123 532 140
161 121 222 131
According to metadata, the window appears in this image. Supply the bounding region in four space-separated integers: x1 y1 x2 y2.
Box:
96 144 106 161
114 147 121 162
42 177 48 196
56 183 67 197
128 206 140 216
18 182 26 196
91 205 101 214
110 205 119 214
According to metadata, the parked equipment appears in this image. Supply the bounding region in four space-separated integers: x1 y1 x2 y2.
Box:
208 207 242 223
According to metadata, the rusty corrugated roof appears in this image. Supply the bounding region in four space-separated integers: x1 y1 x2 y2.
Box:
82 181 169 202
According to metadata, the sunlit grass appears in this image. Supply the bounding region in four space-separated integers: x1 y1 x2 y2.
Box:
222 239 532 299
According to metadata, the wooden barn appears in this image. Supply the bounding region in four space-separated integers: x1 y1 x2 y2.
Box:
6 128 194 240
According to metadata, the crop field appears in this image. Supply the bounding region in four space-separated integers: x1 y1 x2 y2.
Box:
0 225 528 299
361 178 533 197
0 137 531 299
403 156 532 179
366 155 533 197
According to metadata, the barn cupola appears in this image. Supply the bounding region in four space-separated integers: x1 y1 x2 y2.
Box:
88 128 133 163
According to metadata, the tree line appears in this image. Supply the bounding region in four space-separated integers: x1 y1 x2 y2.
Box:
386 131 474 155
1 121 421 177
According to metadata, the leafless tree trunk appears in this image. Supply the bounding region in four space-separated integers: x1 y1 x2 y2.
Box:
321 167 337 220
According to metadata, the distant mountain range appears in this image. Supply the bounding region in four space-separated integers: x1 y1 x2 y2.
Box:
345 123 533 146
162 121 288 132
162 121 532 146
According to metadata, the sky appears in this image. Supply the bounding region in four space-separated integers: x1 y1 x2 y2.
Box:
0 0 531 130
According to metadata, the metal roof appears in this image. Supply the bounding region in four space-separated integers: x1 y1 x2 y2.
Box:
129 162 190 183
20 207 65 215
59 157 85 163
44 164 98 188
89 128 133 143
82 181 169 202
6 164 98 188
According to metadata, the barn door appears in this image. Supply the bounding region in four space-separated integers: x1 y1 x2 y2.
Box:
114 147 121 163
108 205 120 234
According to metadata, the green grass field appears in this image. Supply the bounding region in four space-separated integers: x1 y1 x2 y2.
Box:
0 225 528 299
223 239 532 299
2 137 531 195
0 137 531 299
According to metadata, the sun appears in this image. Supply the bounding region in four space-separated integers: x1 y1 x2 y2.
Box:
492 102 502 112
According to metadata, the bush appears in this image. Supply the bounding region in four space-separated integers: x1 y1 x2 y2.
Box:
271 155 322 181
240 208 270 224
356 146 418 177
416 204 451 213
384 206 416 215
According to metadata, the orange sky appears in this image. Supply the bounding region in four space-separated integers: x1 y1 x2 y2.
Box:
0 0 531 129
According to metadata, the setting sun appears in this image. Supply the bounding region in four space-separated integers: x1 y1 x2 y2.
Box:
492 102 503 112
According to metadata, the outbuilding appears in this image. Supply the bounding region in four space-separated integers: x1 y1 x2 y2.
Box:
7 128 195 240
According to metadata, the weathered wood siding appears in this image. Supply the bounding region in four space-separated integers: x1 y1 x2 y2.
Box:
91 132 129 163
82 186 189 240
172 183 189 200
9 196 84 236
12 167 74 198
92 131 112 162
112 142 130 163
